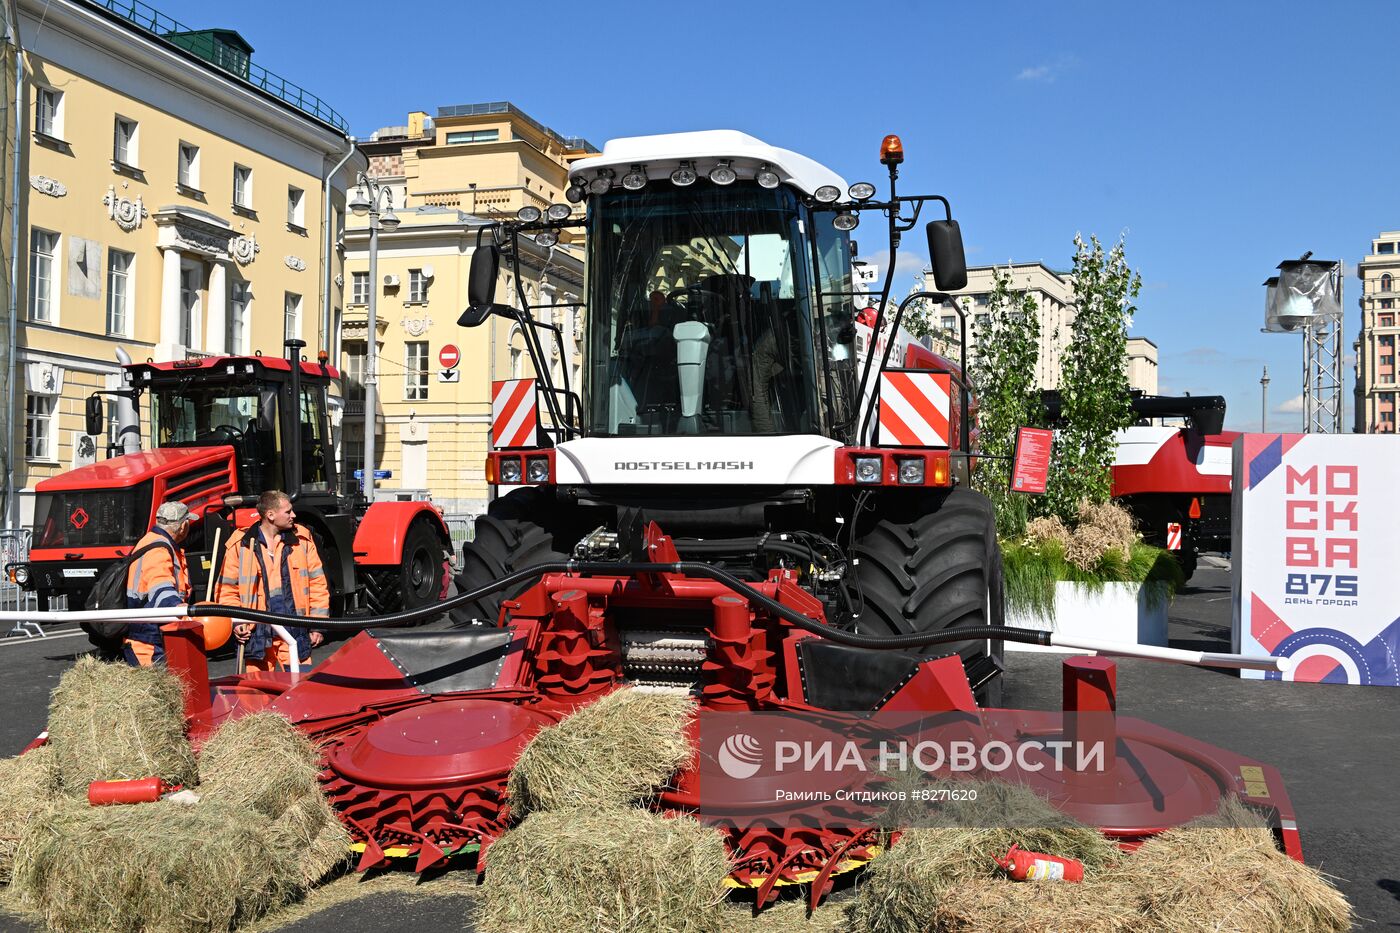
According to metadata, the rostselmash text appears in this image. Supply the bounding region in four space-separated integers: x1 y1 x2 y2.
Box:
614 461 754 471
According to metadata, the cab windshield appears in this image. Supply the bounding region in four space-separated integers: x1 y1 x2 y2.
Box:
584 183 821 436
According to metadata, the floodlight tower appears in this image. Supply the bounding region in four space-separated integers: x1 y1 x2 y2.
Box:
1262 256 1344 433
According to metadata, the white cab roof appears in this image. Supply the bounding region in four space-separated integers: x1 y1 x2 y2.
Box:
569 130 848 199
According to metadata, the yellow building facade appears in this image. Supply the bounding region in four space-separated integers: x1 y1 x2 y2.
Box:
344 103 593 514
14 0 358 524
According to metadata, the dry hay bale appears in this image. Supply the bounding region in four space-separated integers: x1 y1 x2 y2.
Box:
46 656 197 792
11 796 299 933
199 712 350 886
930 876 1139 932
848 780 1119 933
1025 515 1071 548
1120 797 1352 933
507 688 695 814
197 711 322 818
480 807 730 933
1076 500 1138 552
0 746 56 883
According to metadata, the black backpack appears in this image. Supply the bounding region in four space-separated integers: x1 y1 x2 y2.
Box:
81 540 180 642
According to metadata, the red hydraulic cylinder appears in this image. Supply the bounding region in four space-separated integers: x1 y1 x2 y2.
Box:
1062 656 1117 772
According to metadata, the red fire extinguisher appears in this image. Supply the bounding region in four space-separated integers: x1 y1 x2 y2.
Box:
995 844 1084 882
87 777 178 806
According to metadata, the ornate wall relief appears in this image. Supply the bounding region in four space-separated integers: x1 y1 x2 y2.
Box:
103 185 147 231
230 233 260 266
30 175 66 197
401 316 433 337
284 255 306 272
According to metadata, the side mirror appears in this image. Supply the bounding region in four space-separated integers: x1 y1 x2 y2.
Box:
926 219 968 292
467 243 500 310
84 395 104 437
458 305 493 327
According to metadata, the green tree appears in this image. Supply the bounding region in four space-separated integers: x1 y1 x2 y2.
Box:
1046 234 1141 522
969 268 1044 536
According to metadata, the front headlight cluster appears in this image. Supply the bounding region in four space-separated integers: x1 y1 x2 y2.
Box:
526 456 551 484
854 457 882 484
499 458 523 485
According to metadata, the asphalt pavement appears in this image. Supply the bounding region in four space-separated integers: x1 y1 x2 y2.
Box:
1 564 1396 930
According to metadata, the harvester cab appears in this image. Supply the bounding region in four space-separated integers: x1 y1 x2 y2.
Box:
453 130 1006 702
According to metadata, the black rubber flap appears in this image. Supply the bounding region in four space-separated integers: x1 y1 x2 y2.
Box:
368 628 515 694
797 640 923 711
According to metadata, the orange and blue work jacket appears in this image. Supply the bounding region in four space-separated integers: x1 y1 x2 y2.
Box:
124 527 189 651
214 523 329 659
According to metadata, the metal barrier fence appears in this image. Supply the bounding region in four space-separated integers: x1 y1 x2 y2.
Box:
0 530 67 638
439 514 476 571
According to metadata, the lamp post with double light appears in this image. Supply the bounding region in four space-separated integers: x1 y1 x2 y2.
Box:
347 174 399 499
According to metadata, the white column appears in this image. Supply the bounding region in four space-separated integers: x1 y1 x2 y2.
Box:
159 247 183 356
205 261 227 355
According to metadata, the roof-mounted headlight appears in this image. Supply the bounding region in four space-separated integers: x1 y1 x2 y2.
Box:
546 203 572 221
848 182 876 201
565 183 585 204
517 205 542 223
535 230 559 247
814 184 841 203
588 168 614 194
708 159 736 186
833 211 859 231
670 161 697 186
755 163 780 189
621 164 648 191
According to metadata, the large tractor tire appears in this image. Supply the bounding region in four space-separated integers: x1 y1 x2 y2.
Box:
451 487 577 627
362 519 450 619
852 487 1005 706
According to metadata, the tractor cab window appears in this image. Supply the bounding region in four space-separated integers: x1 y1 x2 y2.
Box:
585 183 820 436
151 383 281 493
298 386 331 492
813 220 857 435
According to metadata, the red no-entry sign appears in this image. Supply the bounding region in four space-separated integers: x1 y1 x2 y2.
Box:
439 344 460 369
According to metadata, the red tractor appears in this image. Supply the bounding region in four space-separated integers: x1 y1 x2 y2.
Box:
10 340 451 620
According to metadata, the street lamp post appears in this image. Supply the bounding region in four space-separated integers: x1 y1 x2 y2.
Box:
1260 365 1269 432
347 175 399 500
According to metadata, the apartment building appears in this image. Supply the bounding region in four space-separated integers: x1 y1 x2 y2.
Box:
344 102 594 512
1354 231 1399 433
14 0 358 523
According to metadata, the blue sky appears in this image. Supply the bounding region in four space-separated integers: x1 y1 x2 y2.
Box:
162 0 1397 431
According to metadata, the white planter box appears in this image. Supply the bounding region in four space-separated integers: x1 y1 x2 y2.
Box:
1005 581 1169 653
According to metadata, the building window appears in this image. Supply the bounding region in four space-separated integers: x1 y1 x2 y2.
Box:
445 129 499 145
408 268 428 303
179 266 201 348
25 395 55 461
1382 274 1394 293
342 341 367 403
1381 314 1396 328
178 142 200 189
34 87 62 139
940 315 956 332
405 340 428 400
287 186 305 229
113 116 138 167
28 229 58 322
351 271 369 305
1382 299 1395 310
106 249 133 336
1379 243 1396 255
974 294 989 306
284 292 302 342
233 164 252 209
228 281 250 354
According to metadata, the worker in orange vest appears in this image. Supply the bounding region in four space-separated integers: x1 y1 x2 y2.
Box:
123 500 195 666
218 490 329 670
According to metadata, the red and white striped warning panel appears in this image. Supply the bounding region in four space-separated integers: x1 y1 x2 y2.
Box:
878 371 951 447
491 379 539 449
1166 522 1183 551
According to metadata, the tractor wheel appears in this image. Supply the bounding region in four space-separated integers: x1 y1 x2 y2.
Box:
451 487 576 627
362 520 448 620
852 487 1005 706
